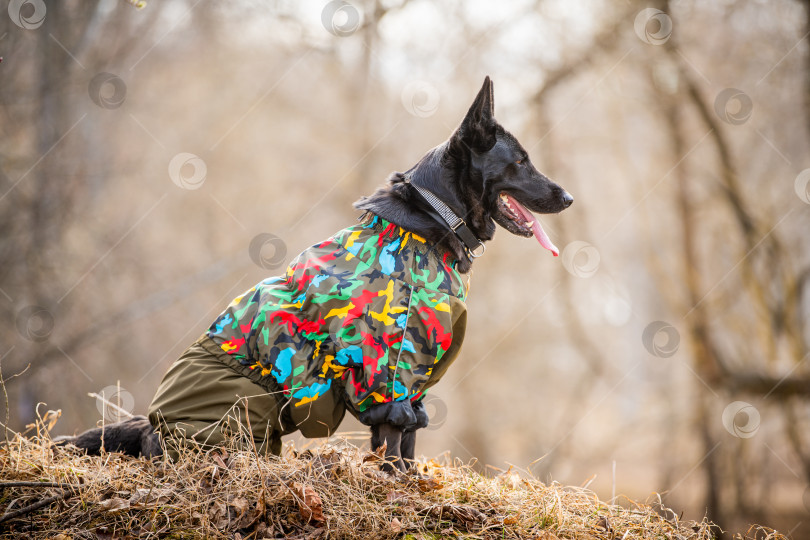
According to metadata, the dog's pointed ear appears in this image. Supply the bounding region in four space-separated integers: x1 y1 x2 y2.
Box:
473 75 495 120
453 76 496 152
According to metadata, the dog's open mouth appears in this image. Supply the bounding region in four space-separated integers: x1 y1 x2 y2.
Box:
497 193 559 257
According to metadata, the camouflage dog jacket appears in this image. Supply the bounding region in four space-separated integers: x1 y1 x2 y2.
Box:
205 214 469 437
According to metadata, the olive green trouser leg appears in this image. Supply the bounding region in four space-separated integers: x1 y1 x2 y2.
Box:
147 340 284 459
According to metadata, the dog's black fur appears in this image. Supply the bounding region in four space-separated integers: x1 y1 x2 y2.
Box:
55 416 162 458
60 77 572 472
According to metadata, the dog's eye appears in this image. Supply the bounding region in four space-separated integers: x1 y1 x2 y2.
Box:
515 159 523 165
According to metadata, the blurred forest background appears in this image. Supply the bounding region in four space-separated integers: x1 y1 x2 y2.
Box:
1 0 809 536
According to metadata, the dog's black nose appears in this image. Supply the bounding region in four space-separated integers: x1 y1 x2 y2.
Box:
562 191 574 208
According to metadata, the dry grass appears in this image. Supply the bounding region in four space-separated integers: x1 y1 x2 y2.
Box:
0 417 788 539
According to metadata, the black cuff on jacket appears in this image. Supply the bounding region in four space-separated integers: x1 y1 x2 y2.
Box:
408 399 429 432
358 400 429 430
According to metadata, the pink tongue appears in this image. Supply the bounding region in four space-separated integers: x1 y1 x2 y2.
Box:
505 194 559 257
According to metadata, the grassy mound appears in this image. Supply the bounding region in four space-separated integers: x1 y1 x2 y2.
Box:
0 425 787 539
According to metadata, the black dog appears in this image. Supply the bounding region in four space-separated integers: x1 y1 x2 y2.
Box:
60 77 572 471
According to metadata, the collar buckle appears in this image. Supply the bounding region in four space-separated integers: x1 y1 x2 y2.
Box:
468 242 486 258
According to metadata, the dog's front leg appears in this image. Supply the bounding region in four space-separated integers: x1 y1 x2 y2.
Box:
398 399 427 470
400 429 416 469
371 422 405 472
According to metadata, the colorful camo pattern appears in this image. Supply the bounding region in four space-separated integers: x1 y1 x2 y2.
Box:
205 215 468 433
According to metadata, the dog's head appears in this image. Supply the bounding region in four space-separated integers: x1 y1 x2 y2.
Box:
447 76 573 256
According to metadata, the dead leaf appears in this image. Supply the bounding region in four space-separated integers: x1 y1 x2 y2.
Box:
597 515 613 530
417 477 443 492
362 439 388 465
254 521 270 537
204 496 261 531
429 504 486 524
208 500 229 529
391 517 402 532
199 477 213 495
43 409 62 431
129 487 172 507
27 409 62 433
213 452 228 470
230 496 262 529
291 482 325 526
99 497 130 512
450 505 486 523
362 452 381 464
230 496 249 516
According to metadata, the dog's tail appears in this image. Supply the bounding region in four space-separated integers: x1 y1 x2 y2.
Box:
54 415 162 458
